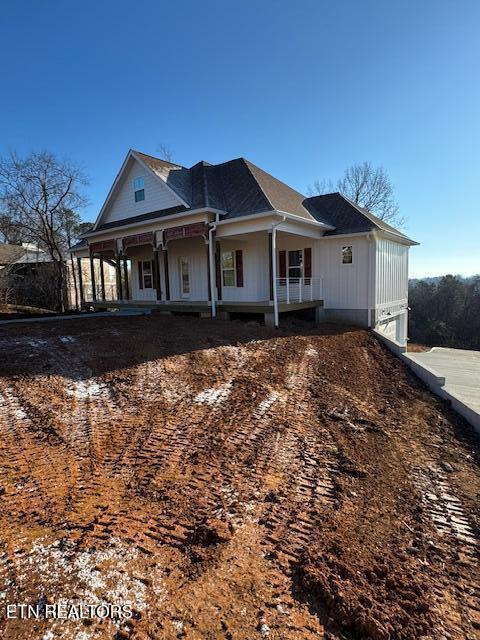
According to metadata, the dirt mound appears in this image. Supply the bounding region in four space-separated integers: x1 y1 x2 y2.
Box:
0 315 478 639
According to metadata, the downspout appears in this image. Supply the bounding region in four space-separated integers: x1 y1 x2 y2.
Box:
208 214 220 318
271 215 286 328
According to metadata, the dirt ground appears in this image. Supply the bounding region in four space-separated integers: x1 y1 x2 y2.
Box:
0 315 478 640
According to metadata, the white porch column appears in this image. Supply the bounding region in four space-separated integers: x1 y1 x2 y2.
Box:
208 223 217 318
271 226 279 328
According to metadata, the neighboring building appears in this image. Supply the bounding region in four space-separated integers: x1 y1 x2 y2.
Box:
71 150 418 344
0 242 60 309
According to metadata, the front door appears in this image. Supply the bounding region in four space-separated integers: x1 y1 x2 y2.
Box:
179 256 190 298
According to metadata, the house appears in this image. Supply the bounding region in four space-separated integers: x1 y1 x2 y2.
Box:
0 242 59 308
71 150 418 344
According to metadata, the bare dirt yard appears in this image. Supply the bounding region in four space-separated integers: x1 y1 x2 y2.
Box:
0 315 478 640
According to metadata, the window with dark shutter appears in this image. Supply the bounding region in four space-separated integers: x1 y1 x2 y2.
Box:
279 250 287 284
235 250 243 287
304 247 312 283
138 261 144 289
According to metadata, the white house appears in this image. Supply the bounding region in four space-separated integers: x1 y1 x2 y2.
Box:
71 150 418 344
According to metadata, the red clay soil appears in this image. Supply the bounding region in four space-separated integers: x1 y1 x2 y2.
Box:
0 316 478 640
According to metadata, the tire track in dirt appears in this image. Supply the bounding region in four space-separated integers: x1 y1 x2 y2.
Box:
413 463 480 637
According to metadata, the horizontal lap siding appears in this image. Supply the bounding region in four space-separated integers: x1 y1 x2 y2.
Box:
103 158 181 225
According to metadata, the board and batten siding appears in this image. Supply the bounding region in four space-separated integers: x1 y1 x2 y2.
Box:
375 238 409 306
318 237 370 309
218 234 270 302
100 158 182 226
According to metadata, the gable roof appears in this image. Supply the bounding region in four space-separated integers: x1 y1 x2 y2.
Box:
304 192 416 243
0 243 52 265
0 244 26 264
91 150 416 243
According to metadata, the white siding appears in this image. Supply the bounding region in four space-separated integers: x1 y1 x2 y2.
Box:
167 237 209 301
375 238 408 305
218 234 270 302
130 247 157 301
317 237 370 309
100 158 182 226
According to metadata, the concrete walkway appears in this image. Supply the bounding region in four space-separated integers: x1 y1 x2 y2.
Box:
405 347 480 433
0 309 152 326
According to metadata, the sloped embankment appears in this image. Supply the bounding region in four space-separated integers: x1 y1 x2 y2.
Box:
0 316 478 640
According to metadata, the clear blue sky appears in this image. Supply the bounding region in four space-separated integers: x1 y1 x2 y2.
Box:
1 0 479 277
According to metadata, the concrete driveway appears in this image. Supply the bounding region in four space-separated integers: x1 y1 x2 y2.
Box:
406 347 480 432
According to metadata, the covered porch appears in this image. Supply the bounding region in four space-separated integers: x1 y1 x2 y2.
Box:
75 215 325 326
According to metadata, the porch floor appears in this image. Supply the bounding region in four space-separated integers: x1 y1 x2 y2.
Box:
88 299 323 314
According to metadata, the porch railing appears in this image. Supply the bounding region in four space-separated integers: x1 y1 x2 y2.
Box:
276 277 323 304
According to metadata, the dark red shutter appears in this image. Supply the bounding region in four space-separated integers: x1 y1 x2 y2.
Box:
235 250 243 287
279 250 287 278
215 242 222 300
138 261 144 289
304 247 312 278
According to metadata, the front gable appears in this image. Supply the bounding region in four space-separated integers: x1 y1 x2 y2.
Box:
94 151 189 230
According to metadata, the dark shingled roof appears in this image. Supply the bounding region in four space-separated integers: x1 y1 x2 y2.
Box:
304 193 414 241
95 151 414 242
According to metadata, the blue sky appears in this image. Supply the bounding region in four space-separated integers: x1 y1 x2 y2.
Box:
0 0 479 277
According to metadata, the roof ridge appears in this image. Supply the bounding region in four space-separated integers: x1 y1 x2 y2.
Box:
240 158 277 212
132 149 185 170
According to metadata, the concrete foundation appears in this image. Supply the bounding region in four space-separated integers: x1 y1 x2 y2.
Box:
323 308 369 327
264 312 276 327
215 311 231 321
314 306 326 326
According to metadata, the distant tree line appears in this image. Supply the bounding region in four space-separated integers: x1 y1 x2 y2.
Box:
409 275 480 349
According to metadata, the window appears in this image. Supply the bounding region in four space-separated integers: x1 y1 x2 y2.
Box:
133 176 145 202
221 250 235 287
142 260 153 288
342 245 353 264
288 249 303 279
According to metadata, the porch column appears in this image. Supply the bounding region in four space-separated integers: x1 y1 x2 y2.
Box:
77 257 85 308
208 228 216 318
123 256 130 300
268 231 274 302
153 249 162 301
89 255 97 302
115 253 123 300
271 227 279 328
100 257 106 301
163 247 170 301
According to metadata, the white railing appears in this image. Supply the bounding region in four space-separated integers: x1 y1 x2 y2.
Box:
276 277 323 304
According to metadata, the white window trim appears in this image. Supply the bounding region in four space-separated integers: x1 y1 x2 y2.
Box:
133 176 145 203
341 245 353 265
142 260 153 288
221 250 236 288
287 248 304 278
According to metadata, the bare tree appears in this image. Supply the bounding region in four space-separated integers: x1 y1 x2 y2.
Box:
309 162 405 227
0 151 88 311
155 143 174 162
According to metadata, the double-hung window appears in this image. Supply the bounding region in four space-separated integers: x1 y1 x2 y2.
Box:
221 250 236 287
288 249 303 280
142 260 153 288
133 177 145 202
